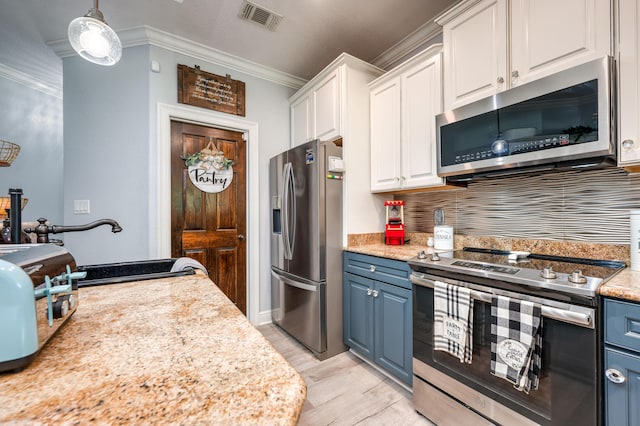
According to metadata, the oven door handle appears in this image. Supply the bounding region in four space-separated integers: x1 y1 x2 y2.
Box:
410 274 594 329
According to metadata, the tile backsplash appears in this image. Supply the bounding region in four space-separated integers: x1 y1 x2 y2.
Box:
396 167 640 245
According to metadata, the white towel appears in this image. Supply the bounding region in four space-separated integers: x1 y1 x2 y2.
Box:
170 257 208 275
490 295 543 393
433 281 473 363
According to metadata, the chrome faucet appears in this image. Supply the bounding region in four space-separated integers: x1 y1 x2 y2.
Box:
25 218 123 244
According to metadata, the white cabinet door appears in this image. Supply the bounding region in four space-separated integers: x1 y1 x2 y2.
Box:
510 0 611 87
441 0 508 111
314 69 341 142
291 94 313 147
618 0 640 166
370 77 402 192
401 54 445 189
440 0 611 111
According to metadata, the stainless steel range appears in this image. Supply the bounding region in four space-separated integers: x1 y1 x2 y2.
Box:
409 247 625 426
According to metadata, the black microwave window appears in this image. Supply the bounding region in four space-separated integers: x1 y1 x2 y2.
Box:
440 79 599 167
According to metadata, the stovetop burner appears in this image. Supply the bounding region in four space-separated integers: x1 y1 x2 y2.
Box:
408 247 626 300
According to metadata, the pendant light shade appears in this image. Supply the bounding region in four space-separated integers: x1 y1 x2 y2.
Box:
68 0 122 66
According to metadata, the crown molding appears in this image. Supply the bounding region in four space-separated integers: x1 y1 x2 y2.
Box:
371 20 443 71
47 25 307 90
0 62 62 99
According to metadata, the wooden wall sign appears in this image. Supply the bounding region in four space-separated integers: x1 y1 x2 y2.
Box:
177 64 246 116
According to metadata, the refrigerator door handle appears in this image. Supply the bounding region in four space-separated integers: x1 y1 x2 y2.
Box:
289 163 296 256
282 162 293 260
271 270 318 292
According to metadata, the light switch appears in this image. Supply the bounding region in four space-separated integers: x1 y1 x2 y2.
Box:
74 200 90 214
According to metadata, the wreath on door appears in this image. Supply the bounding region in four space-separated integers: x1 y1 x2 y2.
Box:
181 138 234 193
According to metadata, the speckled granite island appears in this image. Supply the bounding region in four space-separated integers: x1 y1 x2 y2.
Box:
0 273 306 425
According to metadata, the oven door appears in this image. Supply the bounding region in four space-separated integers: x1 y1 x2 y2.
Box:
412 274 600 426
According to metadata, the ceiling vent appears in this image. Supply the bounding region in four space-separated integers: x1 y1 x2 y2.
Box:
239 1 283 31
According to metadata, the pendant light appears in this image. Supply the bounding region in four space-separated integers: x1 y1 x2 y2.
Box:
68 0 122 66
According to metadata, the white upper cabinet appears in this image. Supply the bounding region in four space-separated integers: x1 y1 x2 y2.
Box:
618 0 640 168
291 94 312 147
289 55 380 148
370 77 402 192
439 0 508 111
437 0 612 111
370 46 446 192
313 70 341 142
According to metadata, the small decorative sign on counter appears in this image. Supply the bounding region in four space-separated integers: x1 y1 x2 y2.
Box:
177 64 246 116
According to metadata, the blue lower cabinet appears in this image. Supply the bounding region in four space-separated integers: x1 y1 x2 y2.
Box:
605 298 640 425
605 348 640 426
343 251 412 386
343 273 374 359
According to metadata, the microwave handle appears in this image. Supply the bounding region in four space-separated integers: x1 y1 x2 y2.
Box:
410 274 594 329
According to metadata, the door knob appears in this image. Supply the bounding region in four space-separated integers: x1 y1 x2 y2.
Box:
238 234 245 240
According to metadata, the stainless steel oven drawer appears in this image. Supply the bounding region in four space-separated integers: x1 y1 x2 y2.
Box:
413 375 494 426
412 358 539 426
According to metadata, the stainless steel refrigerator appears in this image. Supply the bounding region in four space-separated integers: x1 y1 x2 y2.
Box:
270 139 346 360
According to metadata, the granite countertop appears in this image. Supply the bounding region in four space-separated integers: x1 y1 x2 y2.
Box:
345 243 436 261
599 269 640 302
0 274 306 425
347 242 640 304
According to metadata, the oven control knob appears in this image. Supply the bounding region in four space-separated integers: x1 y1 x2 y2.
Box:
491 138 509 155
431 253 440 262
568 270 588 284
417 250 427 259
540 267 557 279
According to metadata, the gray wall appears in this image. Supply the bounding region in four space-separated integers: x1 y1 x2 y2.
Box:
0 78 63 226
62 46 151 264
62 44 295 315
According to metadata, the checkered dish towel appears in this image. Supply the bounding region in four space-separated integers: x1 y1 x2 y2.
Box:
434 281 473 363
490 295 543 393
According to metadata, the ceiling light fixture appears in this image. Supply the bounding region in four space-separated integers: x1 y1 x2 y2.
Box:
68 0 122 66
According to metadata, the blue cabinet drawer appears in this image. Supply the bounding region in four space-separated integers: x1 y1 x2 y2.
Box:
605 299 640 353
343 251 411 290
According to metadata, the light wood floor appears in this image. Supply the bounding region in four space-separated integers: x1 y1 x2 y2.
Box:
258 324 434 426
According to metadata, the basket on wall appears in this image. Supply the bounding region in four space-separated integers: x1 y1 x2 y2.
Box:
0 140 20 167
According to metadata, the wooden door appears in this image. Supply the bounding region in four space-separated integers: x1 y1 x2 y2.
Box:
171 121 246 314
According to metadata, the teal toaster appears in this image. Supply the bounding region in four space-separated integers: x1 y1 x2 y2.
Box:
0 244 85 373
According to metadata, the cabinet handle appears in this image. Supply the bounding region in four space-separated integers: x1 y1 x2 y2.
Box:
401 176 406 181
369 265 376 272
394 177 400 182
622 139 635 150
511 70 519 78
372 290 379 298
605 368 626 384
367 288 373 296
496 76 504 84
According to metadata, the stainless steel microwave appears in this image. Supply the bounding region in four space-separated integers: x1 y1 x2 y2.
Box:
436 56 615 181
